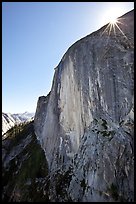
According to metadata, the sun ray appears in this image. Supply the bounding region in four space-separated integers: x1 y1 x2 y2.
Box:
99 12 133 62
100 15 130 44
115 23 128 40
100 23 111 37
108 24 113 36
113 23 116 37
99 8 134 63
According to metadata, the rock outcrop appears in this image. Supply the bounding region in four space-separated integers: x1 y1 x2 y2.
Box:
2 113 16 135
2 121 49 202
2 112 34 136
33 10 133 202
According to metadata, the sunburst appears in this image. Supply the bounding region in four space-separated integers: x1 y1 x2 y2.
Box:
101 16 128 41
109 16 118 25
99 15 131 61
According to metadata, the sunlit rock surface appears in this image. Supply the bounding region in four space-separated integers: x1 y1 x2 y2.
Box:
2 113 16 135
2 112 34 136
33 10 134 201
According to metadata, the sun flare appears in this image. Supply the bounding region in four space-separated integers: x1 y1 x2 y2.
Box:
101 6 124 26
109 16 117 25
100 7 129 42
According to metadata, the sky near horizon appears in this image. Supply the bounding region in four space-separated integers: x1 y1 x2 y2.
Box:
2 2 134 113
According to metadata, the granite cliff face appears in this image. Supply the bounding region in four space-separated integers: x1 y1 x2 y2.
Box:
34 10 134 202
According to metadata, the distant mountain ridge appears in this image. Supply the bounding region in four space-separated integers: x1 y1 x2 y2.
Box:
2 112 34 135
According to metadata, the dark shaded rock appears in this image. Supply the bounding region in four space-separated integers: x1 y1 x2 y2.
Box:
2 121 49 202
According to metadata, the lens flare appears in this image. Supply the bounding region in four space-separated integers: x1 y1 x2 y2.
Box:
99 15 133 61
109 17 117 25
101 16 128 42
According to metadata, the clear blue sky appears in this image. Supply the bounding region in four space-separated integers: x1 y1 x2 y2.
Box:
2 2 134 113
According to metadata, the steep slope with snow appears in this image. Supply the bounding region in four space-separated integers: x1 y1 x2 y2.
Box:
2 121 49 202
2 112 34 135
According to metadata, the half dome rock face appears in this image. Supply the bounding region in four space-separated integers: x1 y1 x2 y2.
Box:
34 10 134 201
